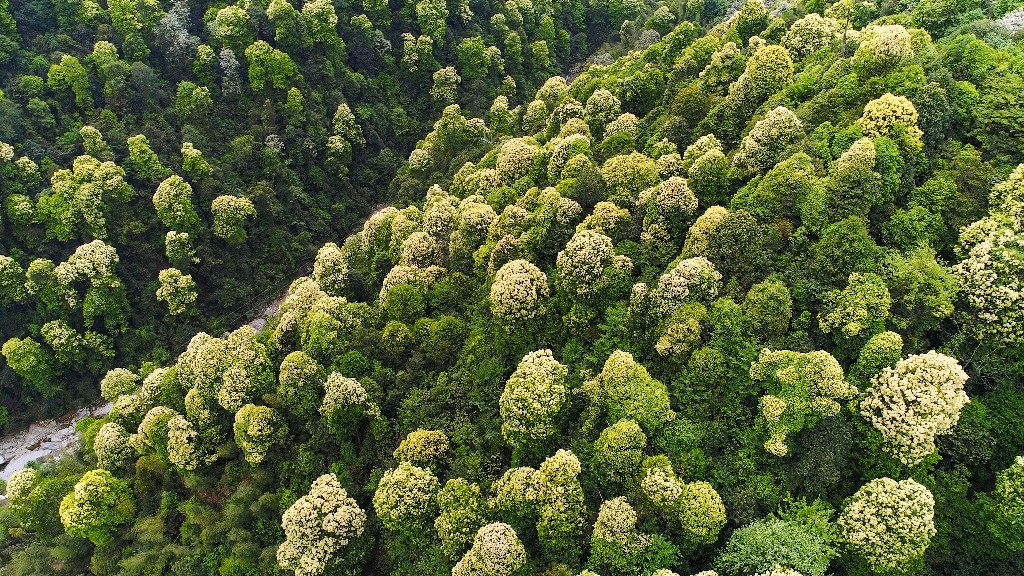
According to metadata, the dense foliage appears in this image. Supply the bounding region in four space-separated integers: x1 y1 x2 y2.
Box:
3 0 1024 575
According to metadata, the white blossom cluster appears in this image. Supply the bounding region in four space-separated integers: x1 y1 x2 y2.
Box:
452 522 527 576
952 164 1024 346
100 368 139 402
592 497 645 547
488 466 538 515
839 477 935 573
555 230 616 298
852 24 914 75
312 242 350 296
234 403 287 465
603 112 641 143
584 88 622 134
500 350 569 448
652 257 722 316
93 422 135 469
167 414 202 471
490 259 549 322
7 468 38 503
394 428 450 466
641 458 686 510
859 351 969 466
679 481 728 545
732 106 803 174
856 93 924 150
783 13 840 58
372 461 440 531
277 474 367 576
133 405 178 455
496 138 540 183
683 206 729 258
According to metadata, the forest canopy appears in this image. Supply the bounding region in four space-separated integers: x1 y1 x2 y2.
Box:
2 0 1024 575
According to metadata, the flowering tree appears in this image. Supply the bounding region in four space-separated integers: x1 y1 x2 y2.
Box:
500 350 569 451
490 259 549 324
859 351 969 466
277 474 367 576
838 478 935 574
952 164 1024 347
233 403 287 465
59 469 135 544
750 349 857 456
373 461 441 534
452 522 527 576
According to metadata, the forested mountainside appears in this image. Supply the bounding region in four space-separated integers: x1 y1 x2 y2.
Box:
3 0 1024 576
0 0 672 427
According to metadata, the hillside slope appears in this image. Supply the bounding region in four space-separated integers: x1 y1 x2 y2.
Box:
4 1 1024 576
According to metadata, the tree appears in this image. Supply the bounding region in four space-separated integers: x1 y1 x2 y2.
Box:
373 461 440 534
500 350 569 451
838 478 935 575
818 272 891 347
750 349 857 457
732 106 804 175
452 523 527 576
40 155 133 241
278 474 367 576
715 514 836 576
210 5 253 52
47 55 92 109
678 481 727 547
431 66 461 105
535 449 586 563
851 25 914 78
126 134 171 184
588 497 658 576
167 414 203 471
992 456 1024 550
742 278 792 344
783 14 840 59
313 242 350 296
393 426 450 467
490 259 550 324
134 406 178 459
601 152 659 205
321 372 376 437
952 164 1024 347
595 351 674 433
93 422 135 469
80 126 114 161
278 351 325 422
211 195 257 245
156 268 198 316
593 420 646 485
856 93 924 152
244 41 299 91
59 469 135 545
166 231 198 267
175 81 212 124
301 0 341 47
2 337 58 396
727 45 793 118
181 142 213 181
416 0 448 44
859 351 970 466
233 404 288 465
100 368 140 402
436 478 487 559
